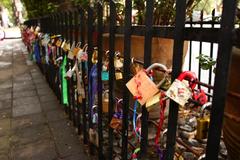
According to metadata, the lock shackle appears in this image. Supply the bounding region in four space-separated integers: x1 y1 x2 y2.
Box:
145 63 168 88
115 98 123 113
198 154 205 160
91 49 98 64
200 102 212 117
145 63 168 72
92 105 98 114
103 90 109 101
82 43 88 52
177 71 198 89
56 56 63 62
75 41 81 48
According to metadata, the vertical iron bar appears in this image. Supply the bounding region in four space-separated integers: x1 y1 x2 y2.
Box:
79 7 88 144
79 8 85 45
69 11 73 44
97 3 104 159
189 15 193 71
166 0 187 159
87 6 94 154
108 1 116 159
206 0 236 159
198 11 203 83
122 0 132 159
140 0 154 158
208 9 215 96
74 9 81 134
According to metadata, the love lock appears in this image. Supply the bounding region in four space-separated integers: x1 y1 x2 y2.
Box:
196 102 211 140
65 63 77 79
92 105 98 124
102 90 109 113
166 71 198 106
67 41 76 60
110 99 123 130
77 44 88 62
126 63 168 105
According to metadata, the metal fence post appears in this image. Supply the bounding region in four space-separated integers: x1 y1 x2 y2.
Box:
122 0 132 159
206 0 237 159
166 0 187 159
108 1 116 159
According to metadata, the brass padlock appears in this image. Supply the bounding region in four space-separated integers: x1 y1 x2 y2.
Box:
102 90 109 113
89 128 99 147
92 48 98 64
196 102 211 140
115 71 123 80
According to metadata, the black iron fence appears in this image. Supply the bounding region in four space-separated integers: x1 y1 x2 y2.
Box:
23 0 238 159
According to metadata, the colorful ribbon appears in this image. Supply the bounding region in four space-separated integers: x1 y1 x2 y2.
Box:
61 54 69 105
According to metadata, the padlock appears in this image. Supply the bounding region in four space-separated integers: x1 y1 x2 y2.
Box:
115 71 123 80
130 57 143 76
60 39 66 48
92 105 98 124
72 42 81 56
166 71 198 106
110 99 123 130
196 102 211 140
56 38 62 47
89 128 99 147
91 48 98 64
126 63 168 105
67 41 76 60
77 44 88 61
63 41 70 52
114 51 123 69
101 58 109 81
102 90 109 113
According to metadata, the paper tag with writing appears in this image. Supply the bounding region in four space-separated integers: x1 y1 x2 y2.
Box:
146 93 161 111
165 79 192 106
126 70 159 105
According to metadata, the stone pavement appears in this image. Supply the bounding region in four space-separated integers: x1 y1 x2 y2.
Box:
0 38 89 160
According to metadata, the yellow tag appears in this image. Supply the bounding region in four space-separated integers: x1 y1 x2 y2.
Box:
126 70 159 106
56 39 62 47
146 93 161 111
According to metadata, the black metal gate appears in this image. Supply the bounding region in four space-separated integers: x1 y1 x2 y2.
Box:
23 0 238 159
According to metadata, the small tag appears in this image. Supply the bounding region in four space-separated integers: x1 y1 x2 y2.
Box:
61 40 66 48
114 58 123 69
73 47 80 56
56 39 62 47
146 93 161 111
166 79 192 106
66 69 73 78
126 70 159 105
101 71 109 81
115 72 123 80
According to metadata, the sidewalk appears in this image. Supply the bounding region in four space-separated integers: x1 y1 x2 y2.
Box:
0 39 89 160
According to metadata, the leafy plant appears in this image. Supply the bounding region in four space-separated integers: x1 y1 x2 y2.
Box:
132 0 204 25
196 54 216 71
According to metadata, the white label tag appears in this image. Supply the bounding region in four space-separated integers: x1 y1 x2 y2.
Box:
166 79 192 106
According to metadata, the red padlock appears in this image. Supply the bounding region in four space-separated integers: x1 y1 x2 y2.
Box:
177 71 197 90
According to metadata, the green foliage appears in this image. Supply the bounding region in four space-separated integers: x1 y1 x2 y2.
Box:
196 54 216 70
22 0 58 19
132 0 204 25
0 0 14 23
